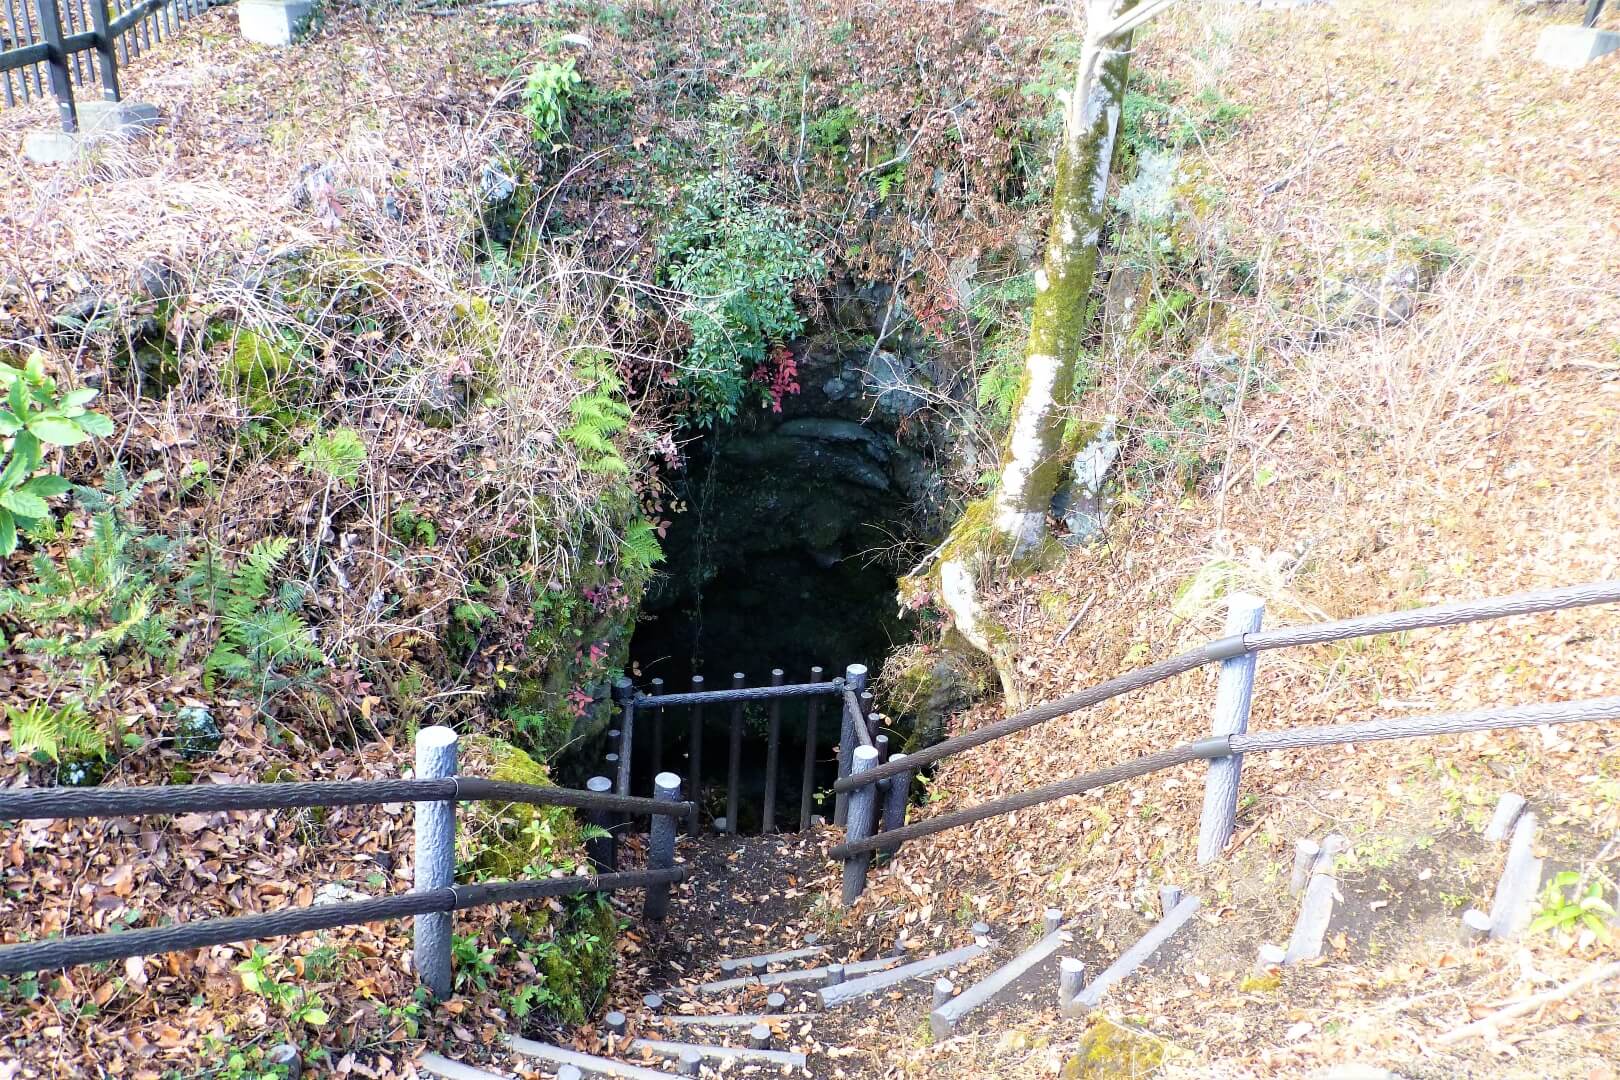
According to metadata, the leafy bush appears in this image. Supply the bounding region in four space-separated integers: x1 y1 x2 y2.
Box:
522 59 584 151
658 173 823 426
0 352 113 556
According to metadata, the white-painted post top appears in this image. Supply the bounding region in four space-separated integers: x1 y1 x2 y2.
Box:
416 725 458 751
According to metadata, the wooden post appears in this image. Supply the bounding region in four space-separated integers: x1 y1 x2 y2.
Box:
800 666 823 832
933 977 954 1008
649 677 665 781
834 664 867 827
762 669 784 832
1058 958 1084 1012
748 1024 770 1050
726 673 744 834
644 773 680 922
1197 593 1264 864
1484 792 1526 842
1459 908 1491 944
1488 812 1543 940
413 726 457 1000
613 678 635 798
586 776 616 873
877 752 911 855
1044 907 1064 933
688 675 705 834
841 745 880 906
873 733 889 763
1289 838 1321 896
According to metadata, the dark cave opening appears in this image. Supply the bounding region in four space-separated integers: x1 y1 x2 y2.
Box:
622 402 944 830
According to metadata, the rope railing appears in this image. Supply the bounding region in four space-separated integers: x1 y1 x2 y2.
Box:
829 695 1620 860
0 727 692 994
837 580 1620 795
0 775 695 823
0 867 688 976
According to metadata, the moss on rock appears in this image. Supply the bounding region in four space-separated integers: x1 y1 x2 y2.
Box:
1060 1017 1167 1078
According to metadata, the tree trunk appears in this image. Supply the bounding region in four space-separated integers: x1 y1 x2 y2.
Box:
991 0 1137 555
917 1 1141 703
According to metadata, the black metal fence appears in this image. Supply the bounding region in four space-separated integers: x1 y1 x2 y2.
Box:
604 666 865 837
0 0 205 128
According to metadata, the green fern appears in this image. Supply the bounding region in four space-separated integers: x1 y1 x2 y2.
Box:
621 520 664 576
562 355 632 476
195 538 325 695
297 427 367 487
1 510 178 662
8 700 105 763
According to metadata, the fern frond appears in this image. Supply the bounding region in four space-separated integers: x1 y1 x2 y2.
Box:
621 520 665 573
8 701 105 762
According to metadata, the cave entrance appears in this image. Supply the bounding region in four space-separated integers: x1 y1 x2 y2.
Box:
625 400 944 830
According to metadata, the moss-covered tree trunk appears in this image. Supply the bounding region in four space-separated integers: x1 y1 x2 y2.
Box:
992 0 1138 554
921 1 1141 703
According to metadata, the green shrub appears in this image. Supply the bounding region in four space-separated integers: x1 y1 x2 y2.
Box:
522 59 584 151
297 427 367 486
0 351 114 556
658 173 823 425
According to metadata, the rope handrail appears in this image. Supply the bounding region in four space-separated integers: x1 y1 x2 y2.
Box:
828 695 1620 859
0 866 689 976
844 689 874 749
836 579 1620 794
0 776 695 823
636 678 845 708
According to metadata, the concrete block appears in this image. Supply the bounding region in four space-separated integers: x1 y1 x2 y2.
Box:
22 101 162 165
23 130 80 166
1534 25 1620 70
240 0 318 46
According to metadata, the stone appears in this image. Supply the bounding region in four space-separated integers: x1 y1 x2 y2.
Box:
239 0 318 46
862 350 927 419
23 131 80 166
1060 1018 1166 1078
1534 25 1620 69
479 160 518 206
173 705 222 760
131 259 182 302
78 100 161 136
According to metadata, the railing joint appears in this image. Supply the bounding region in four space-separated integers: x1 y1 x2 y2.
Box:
1203 634 1251 662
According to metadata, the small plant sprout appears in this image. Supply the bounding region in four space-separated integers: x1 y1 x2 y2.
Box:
1530 872 1615 943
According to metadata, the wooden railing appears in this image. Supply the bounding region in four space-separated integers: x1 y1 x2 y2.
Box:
0 728 693 997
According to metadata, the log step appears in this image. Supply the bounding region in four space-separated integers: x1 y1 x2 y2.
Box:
508 1037 678 1079
819 943 987 1008
628 1037 807 1069
930 928 1067 1038
692 953 902 995
418 1053 513 1080
717 945 825 972
1069 896 1201 1012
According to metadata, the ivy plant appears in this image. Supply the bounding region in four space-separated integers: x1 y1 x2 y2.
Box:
0 352 114 556
658 173 822 426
